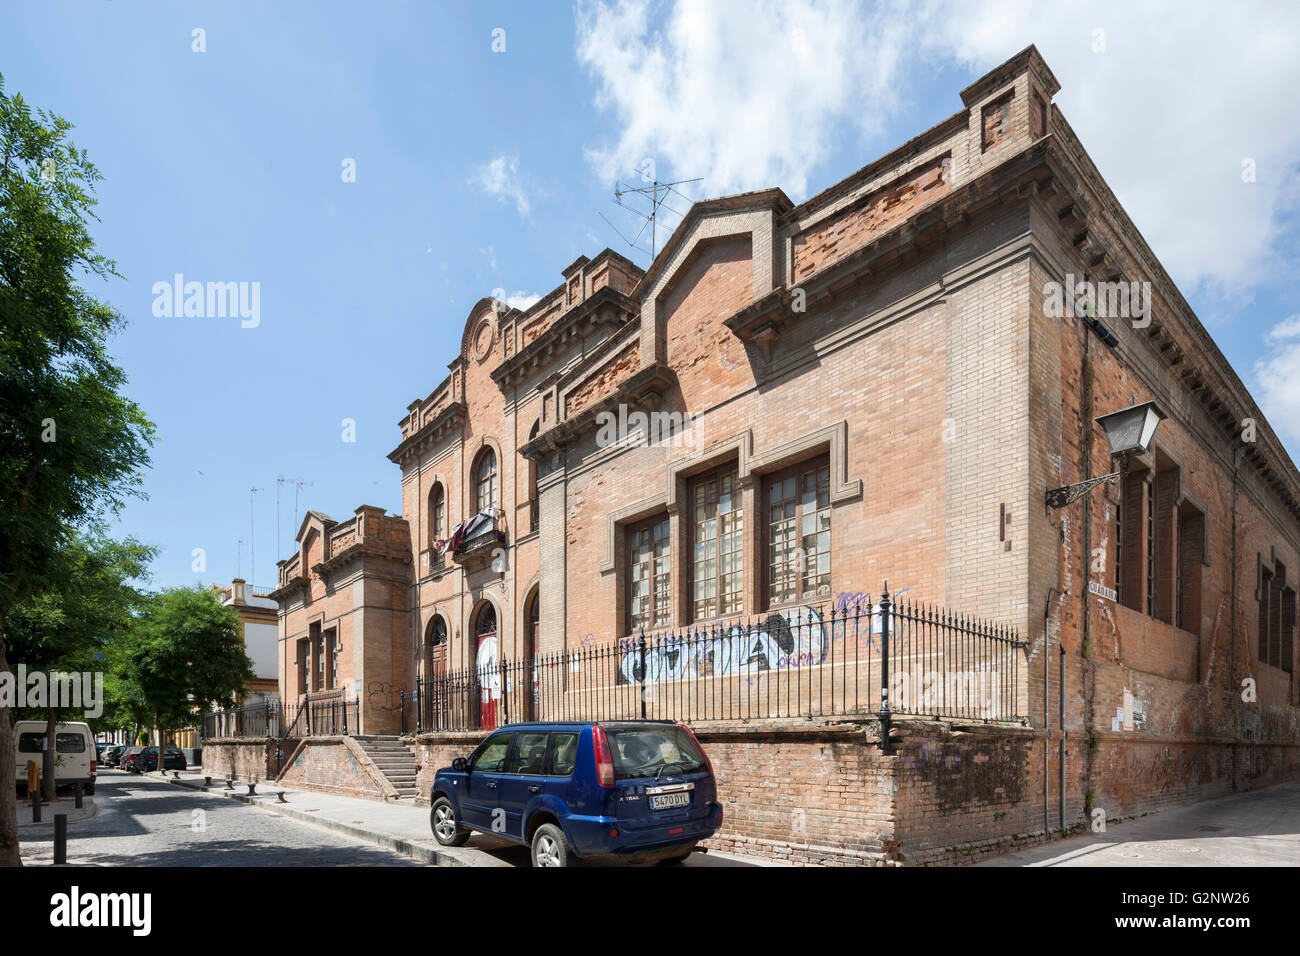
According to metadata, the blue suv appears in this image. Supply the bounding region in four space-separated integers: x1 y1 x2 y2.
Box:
429 720 724 866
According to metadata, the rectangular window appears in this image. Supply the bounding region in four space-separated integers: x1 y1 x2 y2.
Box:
766 459 831 608
1269 563 1285 668
629 516 672 632
691 469 744 621
1145 479 1155 617
1153 468 1179 624
1177 509 1204 633
1120 469 1145 612
1259 564 1273 665
547 732 579 776
1282 587 1296 676
297 640 309 695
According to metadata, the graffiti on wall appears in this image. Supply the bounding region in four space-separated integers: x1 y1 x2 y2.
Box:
616 605 834 685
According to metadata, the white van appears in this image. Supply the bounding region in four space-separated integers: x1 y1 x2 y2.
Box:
14 721 96 796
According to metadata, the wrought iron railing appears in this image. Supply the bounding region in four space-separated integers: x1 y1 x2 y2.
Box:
401 587 1026 736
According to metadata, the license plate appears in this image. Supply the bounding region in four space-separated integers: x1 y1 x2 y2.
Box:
650 791 691 811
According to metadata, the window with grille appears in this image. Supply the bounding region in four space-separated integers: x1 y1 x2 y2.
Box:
691 468 743 621
765 459 831 608
628 516 671 632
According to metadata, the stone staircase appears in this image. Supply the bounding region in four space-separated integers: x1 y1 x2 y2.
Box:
354 736 419 800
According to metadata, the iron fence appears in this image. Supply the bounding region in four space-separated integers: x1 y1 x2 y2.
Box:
204 693 359 739
401 587 1027 736
204 700 283 738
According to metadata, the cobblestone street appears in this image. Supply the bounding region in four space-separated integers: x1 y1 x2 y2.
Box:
19 772 419 867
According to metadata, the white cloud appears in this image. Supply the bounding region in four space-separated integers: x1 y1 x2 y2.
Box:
576 0 907 205
505 291 542 311
1256 314 1300 442
575 0 1300 297
473 154 533 218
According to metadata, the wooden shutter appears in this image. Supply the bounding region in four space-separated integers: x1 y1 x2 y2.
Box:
1177 510 1204 634
1121 470 1145 611
1282 588 1296 675
1153 468 1179 623
1259 563 1272 664
1270 564 1285 667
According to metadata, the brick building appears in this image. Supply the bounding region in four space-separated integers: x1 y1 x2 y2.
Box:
258 46 1300 863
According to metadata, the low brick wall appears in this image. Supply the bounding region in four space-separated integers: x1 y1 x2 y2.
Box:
274 736 399 802
408 719 1049 865
199 737 296 783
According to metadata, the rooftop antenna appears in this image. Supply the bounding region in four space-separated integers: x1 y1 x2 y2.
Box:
294 479 314 540
249 487 261 585
277 475 314 561
237 537 246 579
600 174 702 260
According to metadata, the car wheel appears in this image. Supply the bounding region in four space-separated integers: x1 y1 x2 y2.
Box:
430 797 470 847
531 823 576 867
655 848 695 865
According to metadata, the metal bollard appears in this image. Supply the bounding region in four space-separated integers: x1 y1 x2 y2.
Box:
30 789 41 823
247 782 257 795
74 783 83 810
204 776 212 787
275 790 287 804
54 814 67 865
225 778 234 790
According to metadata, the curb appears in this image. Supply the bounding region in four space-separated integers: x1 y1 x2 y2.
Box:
166 775 468 867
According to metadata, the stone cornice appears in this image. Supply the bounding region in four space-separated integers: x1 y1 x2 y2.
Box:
387 401 467 466
490 286 638 391
520 363 678 461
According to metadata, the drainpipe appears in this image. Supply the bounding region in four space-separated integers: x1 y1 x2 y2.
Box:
1073 316 1093 834
1043 586 1059 836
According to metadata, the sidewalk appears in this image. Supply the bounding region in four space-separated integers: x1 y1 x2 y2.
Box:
165 770 495 866
17 794 98 829
163 770 778 867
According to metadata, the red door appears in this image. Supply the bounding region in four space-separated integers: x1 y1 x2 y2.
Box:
475 605 499 729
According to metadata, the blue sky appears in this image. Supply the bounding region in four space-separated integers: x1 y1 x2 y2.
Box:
2 0 1298 591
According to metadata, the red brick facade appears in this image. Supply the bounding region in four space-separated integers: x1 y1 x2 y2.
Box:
267 45 1300 861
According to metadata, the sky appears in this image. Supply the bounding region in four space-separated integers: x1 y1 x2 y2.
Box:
2 0 1298 592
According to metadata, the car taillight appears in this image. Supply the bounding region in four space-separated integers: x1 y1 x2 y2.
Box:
592 725 615 787
91 760 97 775
676 723 713 776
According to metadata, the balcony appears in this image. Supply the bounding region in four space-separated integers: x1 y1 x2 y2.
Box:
451 510 508 570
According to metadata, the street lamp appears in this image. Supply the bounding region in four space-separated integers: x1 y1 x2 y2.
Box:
1045 401 1165 510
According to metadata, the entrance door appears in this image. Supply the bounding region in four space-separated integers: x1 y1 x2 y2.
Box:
475 604 499 729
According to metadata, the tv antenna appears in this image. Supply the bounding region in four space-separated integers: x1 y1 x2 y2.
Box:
600 175 702 260
276 475 314 559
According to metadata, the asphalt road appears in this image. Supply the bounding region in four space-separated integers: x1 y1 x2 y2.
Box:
19 770 419 867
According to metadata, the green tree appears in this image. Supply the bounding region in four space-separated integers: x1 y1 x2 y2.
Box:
3 535 153 799
0 76 154 866
117 588 253 753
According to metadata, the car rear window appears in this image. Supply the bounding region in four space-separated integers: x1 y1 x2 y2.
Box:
18 733 87 754
603 725 706 780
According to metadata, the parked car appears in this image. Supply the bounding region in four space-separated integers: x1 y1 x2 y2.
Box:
429 720 723 867
101 745 125 768
134 746 187 773
13 721 96 796
122 746 148 772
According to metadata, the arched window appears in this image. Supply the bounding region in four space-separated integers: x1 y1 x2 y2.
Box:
475 602 497 638
428 483 445 545
475 447 498 513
